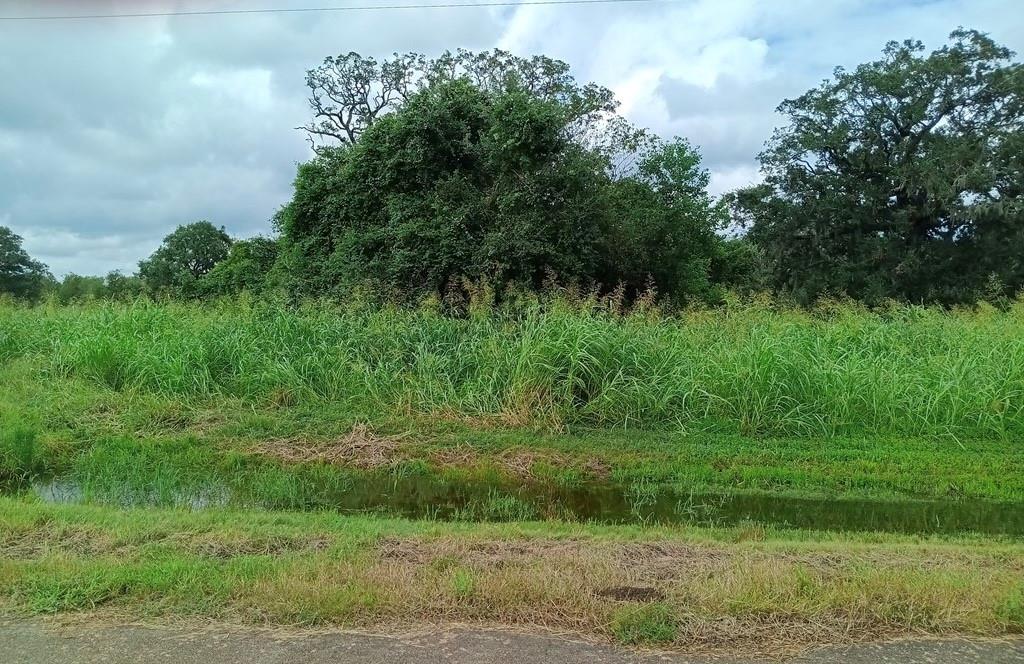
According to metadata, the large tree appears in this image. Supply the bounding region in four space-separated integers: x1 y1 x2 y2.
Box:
0 226 50 300
732 29 1024 304
280 52 723 302
300 49 618 151
139 221 232 296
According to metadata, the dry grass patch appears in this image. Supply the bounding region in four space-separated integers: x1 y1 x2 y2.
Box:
166 532 334 559
4 498 1023 656
427 445 610 480
252 424 407 470
0 524 122 559
341 535 1024 654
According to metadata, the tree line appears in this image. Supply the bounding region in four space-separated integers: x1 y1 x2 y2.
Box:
2 29 1021 306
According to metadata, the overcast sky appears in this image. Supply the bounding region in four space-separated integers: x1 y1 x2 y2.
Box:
2 0 1022 276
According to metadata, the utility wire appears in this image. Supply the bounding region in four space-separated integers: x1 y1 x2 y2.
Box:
0 0 672 21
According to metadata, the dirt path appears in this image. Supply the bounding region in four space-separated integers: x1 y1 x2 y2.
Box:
3 618 1023 664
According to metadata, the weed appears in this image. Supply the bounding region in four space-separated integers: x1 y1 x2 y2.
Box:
0 422 44 483
450 567 476 599
611 602 679 645
998 584 1024 632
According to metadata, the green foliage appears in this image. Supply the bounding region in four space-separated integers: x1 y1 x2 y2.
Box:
733 29 1024 304
449 567 476 598
52 274 107 303
282 52 724 303
201 237 279 296
998 584 1024 631
103 271 145 300
598 138 726 300
610 602 678 645
138 221 232 296
0 226 50 300
301 48 617 149
709 237 764 293
49 271 145 303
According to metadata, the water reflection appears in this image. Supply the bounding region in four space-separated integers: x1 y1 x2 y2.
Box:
25 475 1024 536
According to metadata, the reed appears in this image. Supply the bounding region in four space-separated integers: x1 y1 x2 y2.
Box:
3 295 1024 438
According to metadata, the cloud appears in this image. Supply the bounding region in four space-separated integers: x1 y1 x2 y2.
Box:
1 0 1021 275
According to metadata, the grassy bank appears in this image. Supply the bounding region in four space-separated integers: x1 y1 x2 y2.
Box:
1 497 1022 653
3 297 1024 506
3 297 1024 438
4 359 1024 504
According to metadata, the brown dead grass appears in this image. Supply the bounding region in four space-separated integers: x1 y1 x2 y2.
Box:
427 445 611 481
252 424 408 470
250 424 611 482
327 534 1023 656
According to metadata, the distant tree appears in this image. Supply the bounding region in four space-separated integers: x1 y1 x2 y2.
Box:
54 274 107 302
732 29 1024 304
138 221 232 296
709 237 765 294
0 226 50 300
104 271 144 300
599 138 726 300
50 271 144 302
201 236 279 295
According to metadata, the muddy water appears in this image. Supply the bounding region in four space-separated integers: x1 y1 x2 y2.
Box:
27 475 1024 536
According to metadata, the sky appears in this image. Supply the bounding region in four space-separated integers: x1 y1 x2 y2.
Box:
1 0 1022 277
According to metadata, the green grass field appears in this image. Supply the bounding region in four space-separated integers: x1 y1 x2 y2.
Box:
2 297 1024 650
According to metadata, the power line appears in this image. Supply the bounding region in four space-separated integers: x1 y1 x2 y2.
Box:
0 0 672 21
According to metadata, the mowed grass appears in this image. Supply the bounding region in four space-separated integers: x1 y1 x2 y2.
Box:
1 497 1023 653
2 295 1024 438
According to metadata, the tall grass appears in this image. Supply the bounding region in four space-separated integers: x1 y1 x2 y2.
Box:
2 296 1024 438
0 418 44 483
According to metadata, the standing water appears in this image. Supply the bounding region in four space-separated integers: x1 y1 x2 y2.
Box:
25 474 1024 536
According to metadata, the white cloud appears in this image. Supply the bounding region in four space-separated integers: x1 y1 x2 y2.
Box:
709 164 762 197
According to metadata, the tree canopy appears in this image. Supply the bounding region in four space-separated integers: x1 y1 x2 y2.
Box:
732 29 1024 304
0 226 50 300
280 50 724 303
201 236 279 296
138 221 232 296
301 49 618 151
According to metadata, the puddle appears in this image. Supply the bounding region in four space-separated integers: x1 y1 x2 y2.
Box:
24 475 1024 536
